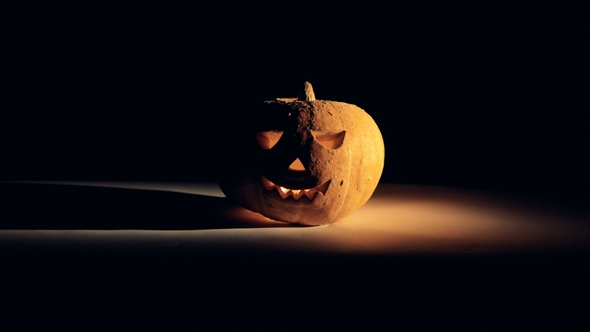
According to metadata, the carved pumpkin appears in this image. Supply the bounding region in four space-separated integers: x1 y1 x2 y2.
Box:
219 82 384 225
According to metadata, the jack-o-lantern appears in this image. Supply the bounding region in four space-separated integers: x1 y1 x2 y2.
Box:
219 82 384 225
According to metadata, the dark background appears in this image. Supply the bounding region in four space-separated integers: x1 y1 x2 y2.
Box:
2 3 587 203
1 3 588 328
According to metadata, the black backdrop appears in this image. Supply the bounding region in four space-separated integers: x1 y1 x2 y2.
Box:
1 3 589 327
2 3 587 204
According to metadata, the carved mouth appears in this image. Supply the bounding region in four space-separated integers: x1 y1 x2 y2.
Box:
261 176 330 201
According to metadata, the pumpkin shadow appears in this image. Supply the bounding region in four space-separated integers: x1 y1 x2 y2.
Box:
0 183 295 230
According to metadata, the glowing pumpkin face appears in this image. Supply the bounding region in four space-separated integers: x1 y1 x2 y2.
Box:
219 82 384 225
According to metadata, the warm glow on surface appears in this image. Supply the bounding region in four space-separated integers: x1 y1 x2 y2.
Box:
221 183 590 254
4 182 589 255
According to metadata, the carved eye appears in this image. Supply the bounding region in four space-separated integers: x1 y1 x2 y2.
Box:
255 130 284 150
312 131 345 149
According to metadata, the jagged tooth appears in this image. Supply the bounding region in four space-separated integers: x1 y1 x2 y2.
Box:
291 189 303 200
316 180 330 194
261 177 276 191
269 181 331 201
304 189 317 200
277 186 289 199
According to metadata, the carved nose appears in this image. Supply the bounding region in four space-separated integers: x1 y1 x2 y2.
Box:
288 158 306 172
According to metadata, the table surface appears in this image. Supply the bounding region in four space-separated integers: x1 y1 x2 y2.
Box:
2 181 589 256
3 181 589 328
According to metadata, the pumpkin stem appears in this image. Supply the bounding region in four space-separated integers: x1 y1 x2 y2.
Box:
299 81 316 102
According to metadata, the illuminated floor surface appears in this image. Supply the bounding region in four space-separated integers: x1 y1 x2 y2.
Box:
2 181 589 255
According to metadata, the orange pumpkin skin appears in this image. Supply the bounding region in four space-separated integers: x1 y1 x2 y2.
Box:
219 87 384 225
